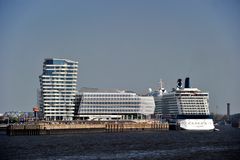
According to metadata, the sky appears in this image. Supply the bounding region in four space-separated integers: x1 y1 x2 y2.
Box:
0 0 239 114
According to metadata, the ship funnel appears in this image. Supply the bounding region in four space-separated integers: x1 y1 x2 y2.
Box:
185 77 190 88
177 79 182 89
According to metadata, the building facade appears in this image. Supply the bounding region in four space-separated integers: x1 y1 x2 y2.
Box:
39 58 78 121
75 91 155 120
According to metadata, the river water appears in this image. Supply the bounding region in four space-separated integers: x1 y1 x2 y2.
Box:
0 126 239 160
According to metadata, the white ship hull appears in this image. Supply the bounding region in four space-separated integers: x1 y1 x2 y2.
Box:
178 119 215 130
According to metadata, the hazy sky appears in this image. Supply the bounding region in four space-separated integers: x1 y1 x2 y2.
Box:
0 0 239 114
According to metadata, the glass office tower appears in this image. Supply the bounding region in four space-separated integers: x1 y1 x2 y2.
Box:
39 58 78 121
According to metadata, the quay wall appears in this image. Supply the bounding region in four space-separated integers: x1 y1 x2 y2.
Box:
7 121 169 136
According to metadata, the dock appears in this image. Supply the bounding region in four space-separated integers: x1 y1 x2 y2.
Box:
6 121 169 136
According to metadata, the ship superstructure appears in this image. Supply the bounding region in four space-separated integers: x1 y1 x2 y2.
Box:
152 77 214 130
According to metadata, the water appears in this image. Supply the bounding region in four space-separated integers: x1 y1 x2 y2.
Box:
0 126 239 160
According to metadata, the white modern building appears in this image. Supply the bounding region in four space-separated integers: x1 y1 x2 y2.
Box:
39 58 78 121
75 90 155 120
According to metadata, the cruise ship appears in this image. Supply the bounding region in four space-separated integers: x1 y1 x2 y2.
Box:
152 77 215 130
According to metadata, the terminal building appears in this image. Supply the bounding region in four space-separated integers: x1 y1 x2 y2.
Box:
74 88 155 120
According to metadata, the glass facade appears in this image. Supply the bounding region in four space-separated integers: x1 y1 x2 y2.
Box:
39 58 78 121
75 92 155 120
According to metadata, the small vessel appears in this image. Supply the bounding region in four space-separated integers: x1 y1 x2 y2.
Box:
152 77 215 131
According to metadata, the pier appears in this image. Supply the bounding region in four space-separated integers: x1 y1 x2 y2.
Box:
6 121 169 136
105 122 168 132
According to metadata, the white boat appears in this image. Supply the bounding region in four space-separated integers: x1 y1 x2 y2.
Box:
152 77 215 131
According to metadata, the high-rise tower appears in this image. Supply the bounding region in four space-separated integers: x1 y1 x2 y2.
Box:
39 58 78 121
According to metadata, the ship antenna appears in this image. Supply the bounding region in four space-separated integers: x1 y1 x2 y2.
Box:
158 79 164 90
160 79 163 89
159 79 166 95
